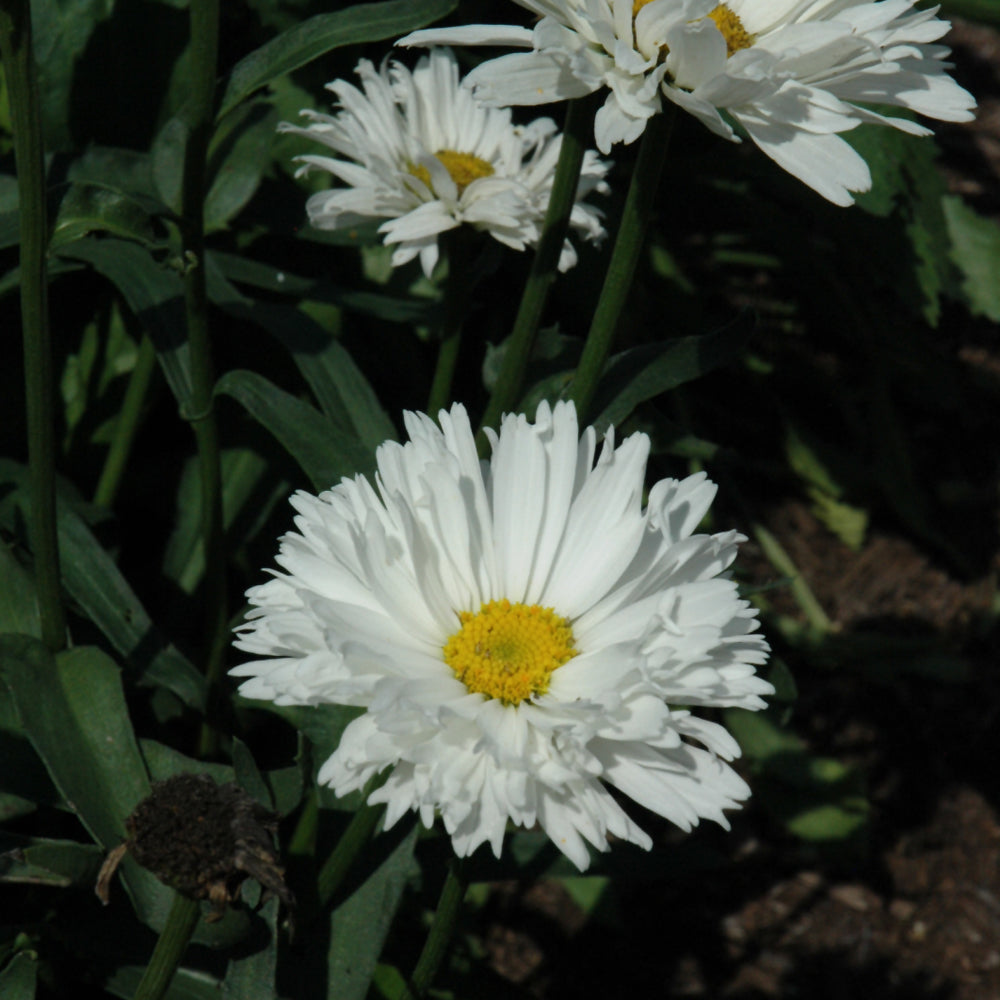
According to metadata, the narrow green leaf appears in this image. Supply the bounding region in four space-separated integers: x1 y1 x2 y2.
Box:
589 317 754 432
0 952 37 1000
217 0 458 119
216 369 371 490
327 825 419 1000
55 237 194 408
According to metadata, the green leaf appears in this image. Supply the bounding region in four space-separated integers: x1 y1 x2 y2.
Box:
232 738 272 809
54 238 193 409
0 540 41 638
0 462 206 708
216 369 371 490
0 834 104 888
785 801 870 841
30 0 115 149
326 824 419 1000
725 708 870 843
217 0 458 119
139 739 234 786
943 194 1000 322
0 639 167 924
50 183 160 252
221 896 280 1000
65 145 162 206
206 254 397 453
162 446 274 595
204 101 280 233
151 116 189 215
0 952 37 1000
589 317 755 432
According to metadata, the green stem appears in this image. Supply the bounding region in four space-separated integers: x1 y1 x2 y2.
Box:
1 0 66 650
132 892 201 1000
180 0 227 756
568 105 676 423
476 97 595 449
398 858 466 1000
426 231 471 416
317 793 385 907
94 334 157 508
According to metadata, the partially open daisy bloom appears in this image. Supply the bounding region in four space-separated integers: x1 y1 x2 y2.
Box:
400 0 976 205
232 402 772 870
279 47 609 276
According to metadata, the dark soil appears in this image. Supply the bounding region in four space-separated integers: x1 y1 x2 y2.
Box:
476 18 1000 999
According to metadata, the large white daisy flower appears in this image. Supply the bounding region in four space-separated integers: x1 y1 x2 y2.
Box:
232 402 772 871
400 0 976 205
279 47 609 276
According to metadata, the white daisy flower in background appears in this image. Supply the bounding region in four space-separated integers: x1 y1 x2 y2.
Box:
400 0 976 206
232 401 773 871
278 47 609 277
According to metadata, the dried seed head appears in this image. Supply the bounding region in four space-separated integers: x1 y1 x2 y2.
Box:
96 773 294 921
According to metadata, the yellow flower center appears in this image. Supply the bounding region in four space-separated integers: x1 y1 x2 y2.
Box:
707 5 754 56
443 599 578 705
409 150 495 195
632 1 754 59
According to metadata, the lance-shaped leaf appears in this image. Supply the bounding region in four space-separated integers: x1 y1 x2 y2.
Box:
216 370 370 491
589 316 755 432
217 0 458 119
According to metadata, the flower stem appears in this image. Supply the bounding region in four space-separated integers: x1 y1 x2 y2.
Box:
398 858 466 1000
132 892 201 1000
179 0 227 756
0 0 66 651
476 97 595 449
427 230 471 416
317 775 389 907
568 105 676 423
94 334 157 508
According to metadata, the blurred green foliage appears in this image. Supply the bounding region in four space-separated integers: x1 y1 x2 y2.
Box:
1 0 998 996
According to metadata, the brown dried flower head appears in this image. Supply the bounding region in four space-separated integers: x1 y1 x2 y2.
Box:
96 773 294 921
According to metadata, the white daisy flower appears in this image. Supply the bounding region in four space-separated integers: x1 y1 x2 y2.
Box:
278 47 609 276
400 0 976 205
232 401 772 871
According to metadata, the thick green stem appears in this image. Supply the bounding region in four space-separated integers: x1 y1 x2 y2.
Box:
94 335 157 508
132 893 201 1000
568 106 676 423
398 858 466 1000
180 0 227 755
1 0 66 650
476 97 595 449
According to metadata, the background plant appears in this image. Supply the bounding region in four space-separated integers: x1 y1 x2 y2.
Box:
1 0 998 997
